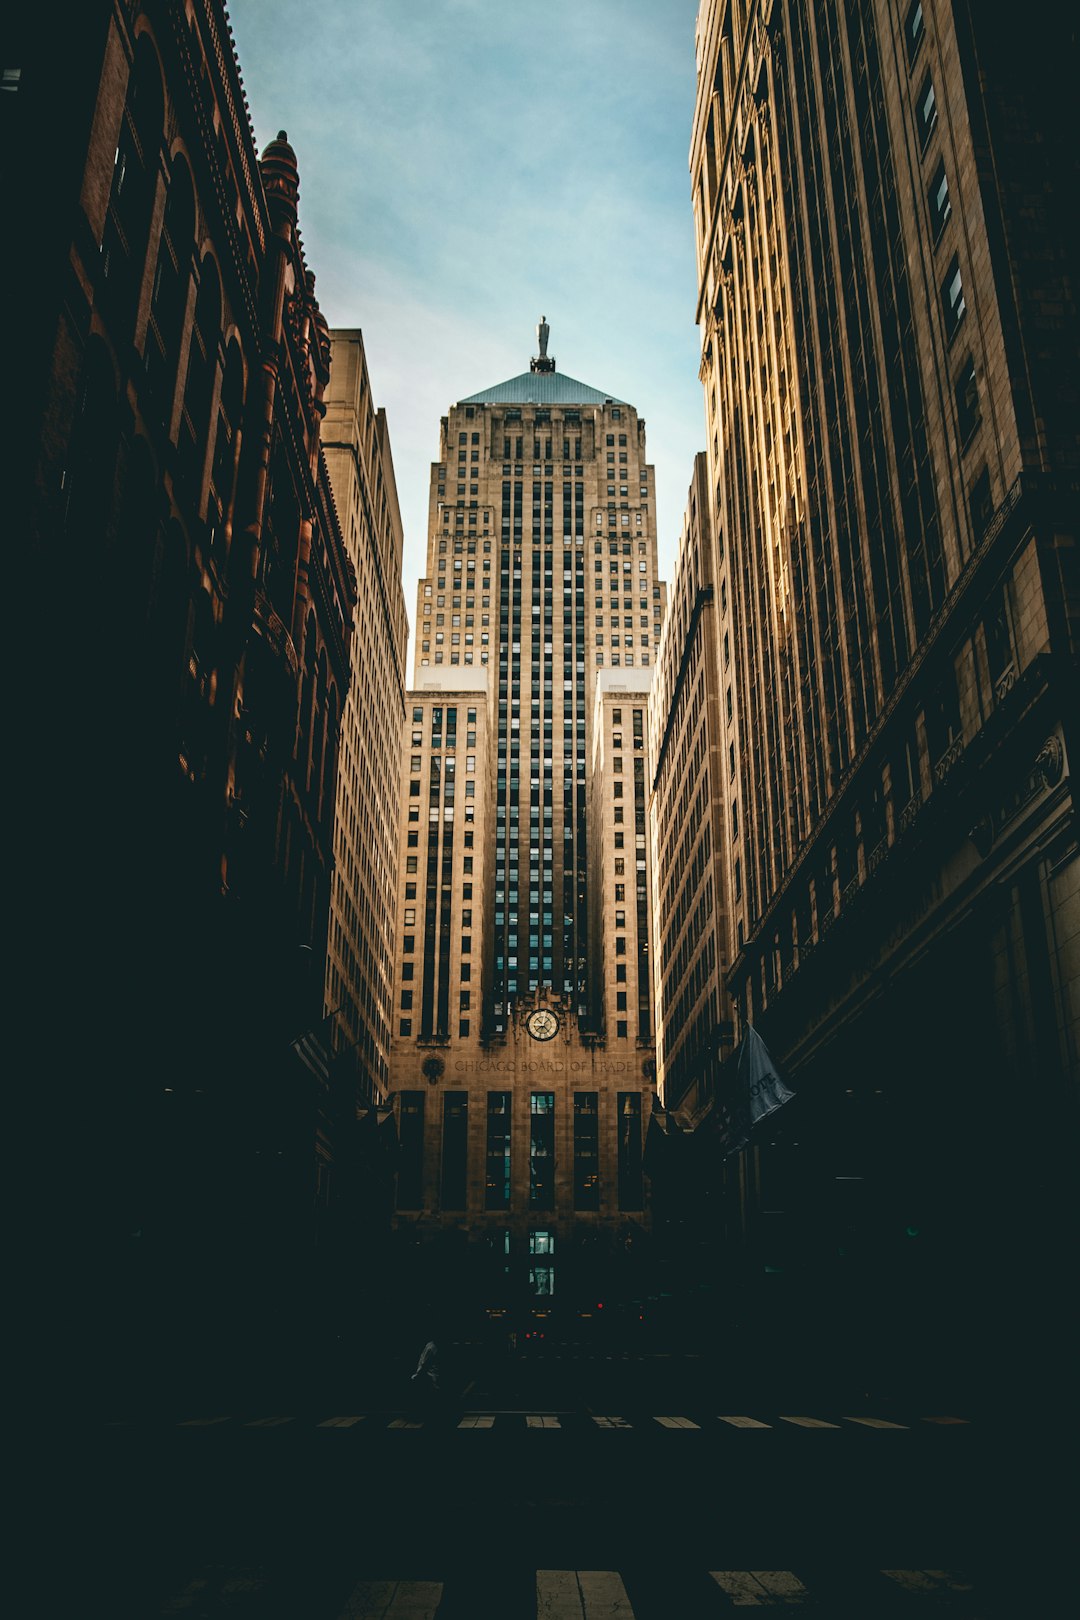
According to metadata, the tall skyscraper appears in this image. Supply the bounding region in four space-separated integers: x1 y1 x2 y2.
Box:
389 327 669 1319
687 0 1077 1371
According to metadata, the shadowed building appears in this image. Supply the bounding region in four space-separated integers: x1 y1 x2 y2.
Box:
388 329 668 1329
323 333 408 1114
687 0 1078 1393
15 2 368 1396
649 453 733 1116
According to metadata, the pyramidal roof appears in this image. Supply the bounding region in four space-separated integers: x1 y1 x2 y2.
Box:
459 369 624 407
458 319 624 407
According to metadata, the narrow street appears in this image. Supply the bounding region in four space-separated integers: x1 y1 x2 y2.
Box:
74 1349 1065 1617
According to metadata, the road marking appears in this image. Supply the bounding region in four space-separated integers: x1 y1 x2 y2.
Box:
920 1415 970 1424
457 1415 494 1428
177 1416 231 1426
388 1418 423 1429
923 1569 974 1591
591 1415 632 1428
317 1415 366 1428
244 1416 294 1427
717 1415 772 1428
335 1578 443 1618
654 1415 700 1429
843 1416 909 1429
537 1569 635 1617
777 1415 840 1429
527 1415 561 1428
711 1570 808 1605
882 1569 974 1594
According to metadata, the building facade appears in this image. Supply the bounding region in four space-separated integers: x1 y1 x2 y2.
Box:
687 0 1078 1391
17 1 362 1392
323 331 409 1109
389 331 668 1329
649 453 733 1113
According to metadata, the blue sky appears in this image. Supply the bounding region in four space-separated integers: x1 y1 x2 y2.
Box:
228 0 706 649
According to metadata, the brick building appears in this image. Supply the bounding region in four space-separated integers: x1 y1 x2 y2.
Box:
15 2 365 1393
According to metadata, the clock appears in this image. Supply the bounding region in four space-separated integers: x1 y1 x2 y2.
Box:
526 1009 559 1042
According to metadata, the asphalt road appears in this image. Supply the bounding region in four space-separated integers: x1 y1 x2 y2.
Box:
63 1351 1068 1618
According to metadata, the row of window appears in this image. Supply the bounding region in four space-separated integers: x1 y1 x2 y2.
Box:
395 1090 644 1214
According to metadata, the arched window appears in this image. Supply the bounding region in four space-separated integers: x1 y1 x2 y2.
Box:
64 339 119 573
145 156 195 432
148 519 191 725
179 587 215 782
320 684 339 823
309 650 328 801
179 255 221 505
116 434 160 624
298 610 317 769
100 36 163 333
209 342 244 554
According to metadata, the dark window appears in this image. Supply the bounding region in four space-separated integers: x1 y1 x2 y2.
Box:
617 1093 643 1210
441 1092 468 1211
955 354 979 444
573 1093 600 1210
530 1093 555 1210
942 257 966 338
397 1091 425 1209
917 73 937 147
969 466 993 542
485 1092 511 1210
929 160 951 238
906 1 925 62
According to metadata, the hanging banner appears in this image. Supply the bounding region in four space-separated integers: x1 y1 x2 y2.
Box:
715 1025 794 1157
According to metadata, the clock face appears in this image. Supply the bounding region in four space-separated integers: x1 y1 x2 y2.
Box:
527 1010 559 1042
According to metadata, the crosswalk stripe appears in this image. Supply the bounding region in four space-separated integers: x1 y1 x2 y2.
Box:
777 1415 840 1429
591 1415 632 1428
527 1415 561 1428
177 1416 230 1426
843 1416 908 1429
537 1569 634 1617
882 1569 973 1593
920 1415 970 1424
717 1415 772 1428
245 1416 294 1427
923 1569 974 1591
317 1416 366 1428
388 1418 423 1429
654 1415 700 1429
710 1570 807 1605
457 1415 494 1428
335 1578 443 1618
578 1570 635 1615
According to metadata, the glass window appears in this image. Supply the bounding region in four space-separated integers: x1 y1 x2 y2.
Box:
930 160 951 238
942 256 966 336
441 1092 468 1211
530 1093 555 1209
617 1093 643 1211
917 73 937 147
397 1091 425 1210
573 1093 600 1210
906 0 925 62
485 1092 511 1210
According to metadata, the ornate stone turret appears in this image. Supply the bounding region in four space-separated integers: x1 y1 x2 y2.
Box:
259 129 298 229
